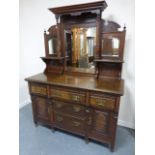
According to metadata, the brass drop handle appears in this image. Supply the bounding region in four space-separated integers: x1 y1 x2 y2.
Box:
96 99 106 106
71 95 80 101
53 91 61 97
87 117 92 125
73 106 81 112
56 103 63 108
56 116 63 122
85 109 90 113
48 108 50 114
73 121 80 127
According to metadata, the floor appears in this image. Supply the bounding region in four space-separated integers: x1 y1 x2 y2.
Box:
19 104 135 155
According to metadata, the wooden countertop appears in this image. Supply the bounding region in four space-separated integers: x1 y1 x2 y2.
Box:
25 73 124 96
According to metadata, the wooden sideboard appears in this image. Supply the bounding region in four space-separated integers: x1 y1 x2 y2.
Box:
25 73 124 151
25 0 126 152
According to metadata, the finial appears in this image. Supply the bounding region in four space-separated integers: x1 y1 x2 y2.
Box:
44 29 46 34
123 24 126 31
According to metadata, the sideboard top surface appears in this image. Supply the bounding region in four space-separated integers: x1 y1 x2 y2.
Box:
25 73 124 95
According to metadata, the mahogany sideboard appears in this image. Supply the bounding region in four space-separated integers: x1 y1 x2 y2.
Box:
25 0 126 152
25 73 124 151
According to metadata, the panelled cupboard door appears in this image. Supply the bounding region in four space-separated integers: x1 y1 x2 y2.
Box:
92 110 110 135
31 96 49 122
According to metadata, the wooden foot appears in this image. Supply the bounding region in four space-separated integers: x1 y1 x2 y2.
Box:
51 127 55 133
85 137 89 144
34 121 38 127
109 143 114 152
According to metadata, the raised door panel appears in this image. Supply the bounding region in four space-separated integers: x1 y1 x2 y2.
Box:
93 110 109 134
32 96 49 122
89 110 110 143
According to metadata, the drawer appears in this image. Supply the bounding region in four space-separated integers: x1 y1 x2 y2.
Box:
90 94 115 110
30 83 47 96
50 87 86 103
54 112 86 134
53 100 88 117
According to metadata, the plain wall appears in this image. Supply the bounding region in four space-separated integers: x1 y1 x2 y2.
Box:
19 0 135 128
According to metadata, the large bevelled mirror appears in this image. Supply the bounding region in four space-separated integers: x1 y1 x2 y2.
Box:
65 27 96 69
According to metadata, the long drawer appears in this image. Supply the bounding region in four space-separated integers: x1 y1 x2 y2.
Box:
50 87 86 104
54 112 86 135
90 93 116 111
53 100 88 117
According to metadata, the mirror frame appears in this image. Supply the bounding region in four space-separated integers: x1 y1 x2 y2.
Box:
101 31 126 60
64 25 97 69
61 14 99 70
44 25 58 57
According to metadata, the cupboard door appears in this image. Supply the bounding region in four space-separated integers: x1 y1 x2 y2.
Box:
93 110 109 134
31 96 49 122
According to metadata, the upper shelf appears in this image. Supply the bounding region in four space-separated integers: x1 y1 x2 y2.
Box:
41 56 67 60
94 58 124 63
49 0 107 15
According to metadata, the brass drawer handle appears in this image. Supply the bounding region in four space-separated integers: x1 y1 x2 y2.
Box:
53 91 61 97
48 108 50 114
73 121 80 127
31 86 46 95
56 116 63 122
87 116 92 125
96 99 106 106
71 95 80 101
56 103 63 108
73 106 81 112
85 109 90 113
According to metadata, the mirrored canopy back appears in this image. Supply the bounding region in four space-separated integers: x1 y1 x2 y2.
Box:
65 27 96 69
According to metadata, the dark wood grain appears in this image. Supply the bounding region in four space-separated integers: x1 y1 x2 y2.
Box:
25 73 124 95
25 0 126 152
49 1 107 15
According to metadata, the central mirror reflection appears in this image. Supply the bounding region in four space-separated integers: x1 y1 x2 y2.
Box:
65 27 96 69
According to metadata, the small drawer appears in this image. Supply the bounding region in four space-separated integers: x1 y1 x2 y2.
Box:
90 94 115 110
50 87 86 103
53 101 87 117
54 112 86 134
30 83 47 96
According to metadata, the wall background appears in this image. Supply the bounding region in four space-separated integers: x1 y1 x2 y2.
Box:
19 0 135 128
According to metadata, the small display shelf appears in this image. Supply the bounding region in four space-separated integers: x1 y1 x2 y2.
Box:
94 58 124 63
40 56 68 60
40 56 69 74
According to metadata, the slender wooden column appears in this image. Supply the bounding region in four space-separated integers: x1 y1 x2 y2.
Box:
95 13 101 58
55 15 61 57
83 29 87 56
44 30 49 57
77 28 80 62
72 28 77 65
